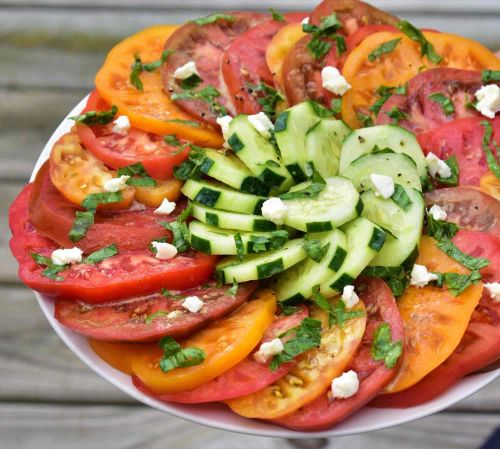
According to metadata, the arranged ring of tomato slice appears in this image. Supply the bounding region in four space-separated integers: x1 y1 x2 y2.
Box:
480 172 500 201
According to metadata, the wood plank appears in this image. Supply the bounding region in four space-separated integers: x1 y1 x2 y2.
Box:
0 404 498 449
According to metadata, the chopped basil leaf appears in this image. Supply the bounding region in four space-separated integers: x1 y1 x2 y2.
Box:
362 266 411 297
303 239 330 263
172 85 227 117
160 203 192 253
234 233 244 261
130 54 144 91
307 37 332 60
164 134 181 146
435 155 459 186
69 105 118 126
158 336 205 373
226 279 239 297
117 162 157 187
180 73 203 90
437 240 490 270
395 83 408 95
161 288 186 300
440 270 482 296
192 13 235 26
279 171 326 200
82 191 123 211
279 302 301 316
308 100 335 118
311 286 364 328
269 8 285 22
31 253 67 281
428 93 455 115
386 106 407 125
397 20 442 64
173 146 207 180
482 70 500 83
391 183 413 211
248 82 284 121
144 311 172 324
331 98 342 116
249 230 289 253
303 13 344 59
426 213 460 241
357 113 374 127
371 322 402 368
83 244 118 265
149 236 168 255
178 202 193 222
368 38 401 62
164 118 201 128
69 210 95 243
142 50 173 72
480 121 500 180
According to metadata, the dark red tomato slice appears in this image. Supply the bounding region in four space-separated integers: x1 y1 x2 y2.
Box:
134 306 309 403
417 116 500 187
162 12 267 126
76 91 190 181
10 184 217 303
29 162 177 254
221 13 307 115
376 69 497 134
424 187 500 235
55 281 258 341
274 278 404 431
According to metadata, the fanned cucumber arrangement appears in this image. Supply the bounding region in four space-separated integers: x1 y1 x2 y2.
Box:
175 102 427 302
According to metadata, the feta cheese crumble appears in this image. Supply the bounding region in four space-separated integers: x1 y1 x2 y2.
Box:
248 112 274 139
51 247 83 266
216 115 233 148
166 310 183 320
173 61 199 80
111 115 131 135
301 17 310 25
261 197 287 225
154 198 176 215
151 241 178 260
371 173 395 199
484 283 500 303
428 204 447 221
410 264 438 288
254 338 284 364
475 84 500 119
331 370 359 399
321 66 351 96
426 152 452 179
342 285 360 309
103 175 130 193
182 295 205 313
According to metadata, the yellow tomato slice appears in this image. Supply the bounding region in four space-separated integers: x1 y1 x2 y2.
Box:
95 25 223 147
49 132 134 209
266 23 306 92
134 178 183 207
130 289 276 394
384 236 483 393
89 339 150 375
342 31 500 128
226 301 366 419
479 172 500 201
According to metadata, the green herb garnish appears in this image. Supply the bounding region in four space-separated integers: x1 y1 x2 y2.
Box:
69 105 118 126
248 82 284 121
426 212 460 241
397 20 442 64
234 233 244 261
438 270 482 296
192 13 235 26
226 279 239 297
362 266 411 297
269 8 285 22
280 171 326 200
172 85 227 117
386 106 407 125
160 203 192 253
368 38 401 62
437 240 490 270
390 184 413 211
117 162 157 187
435 155 459 186
158 336 205 373
371 322 402 368
482 70 500 83
428 93 455 115
303 239 330 263
83 244 118 265
303 13 345 59
249 230 289 253
31 253 68 281
480 121 500 180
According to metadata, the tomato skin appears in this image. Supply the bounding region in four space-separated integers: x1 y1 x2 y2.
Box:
480 172 500 201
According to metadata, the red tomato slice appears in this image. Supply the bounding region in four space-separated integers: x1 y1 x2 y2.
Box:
134 307 309 403
417 116 500 187
10 184 217 303
76 91 190 181
162 12 267 125
221 13 307 115
55 282 258 341
274 278 404 431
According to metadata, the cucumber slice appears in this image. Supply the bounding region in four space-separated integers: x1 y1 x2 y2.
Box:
274 229 348 303
216 238 307 283
274 102 321 183
283 176 361 232
361 187 424 267
339 125 427 179
181 179 266 215
198 148 270 196
228 115 293 191
341 152 422 192
189 221 288 255
305 119 351 178
319 217 386 297
191 203 278 232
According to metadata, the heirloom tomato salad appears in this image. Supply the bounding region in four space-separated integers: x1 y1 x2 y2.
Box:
9 0 500 431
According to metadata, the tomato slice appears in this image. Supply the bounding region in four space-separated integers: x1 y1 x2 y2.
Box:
76 91 190 181
341 31 500 128
162 13 267 126
95 25 222 146
424 187 500 235
383 236 483 394
480 172 500 201
131 289 276 394
417 116 500 187
226 301 366 419
55 282 258 341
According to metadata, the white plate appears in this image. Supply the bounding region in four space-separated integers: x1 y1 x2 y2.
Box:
31 95 499 438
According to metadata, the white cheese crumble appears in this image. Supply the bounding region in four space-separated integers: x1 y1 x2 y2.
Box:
321 66 351 96
154 198 176 215
484 283 500 303
103 175 130 193
166 310 183 319
301 17 310 25
216 115 233 148
342 285 360 309
426 152 452 179
371 173 395 199
151 241 178 260
261 197 287 225
248 112 274 139
331 370 359 399
173 61 200 80
475 84 500 119
428 204 447 221
182 295 205 313
111 115 131 135
128 200 147 211
51 247 83 266
253 338 284 364
410 264 438 288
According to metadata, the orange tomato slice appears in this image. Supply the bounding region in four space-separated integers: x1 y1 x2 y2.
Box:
479 172 500 201
342 31 500 128
95 25 223 147
384 236 483 394
226 300 366 419
89 339 148 375
134 178 183 208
